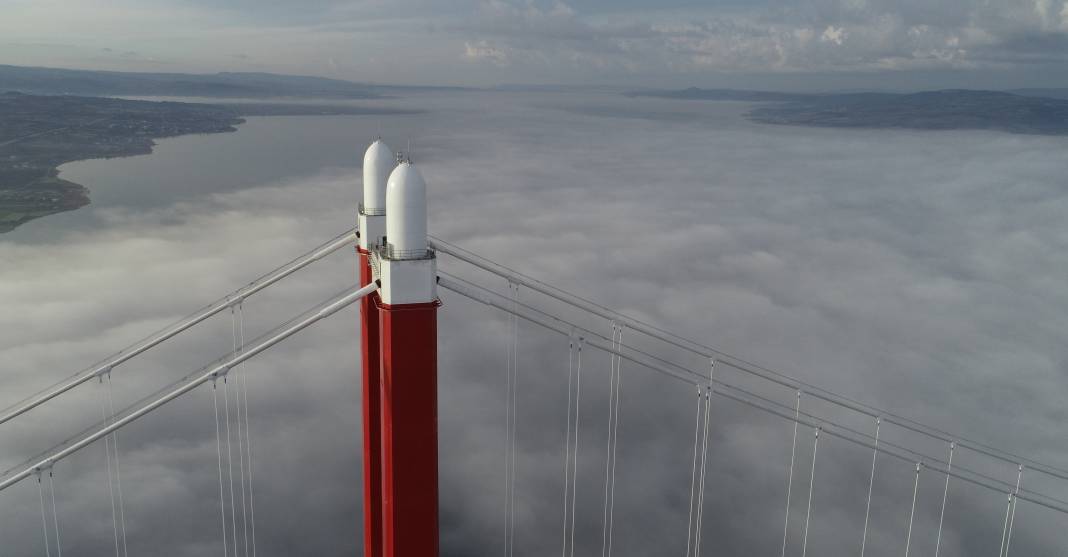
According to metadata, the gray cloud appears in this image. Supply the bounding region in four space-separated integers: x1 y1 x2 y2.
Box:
1 0 1067 87
456 0 1068 76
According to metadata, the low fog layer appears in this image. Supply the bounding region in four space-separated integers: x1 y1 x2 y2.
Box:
1 91 1068 556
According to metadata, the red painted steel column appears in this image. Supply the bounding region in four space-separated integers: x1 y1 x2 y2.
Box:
378 299 440 557
359 246 384 557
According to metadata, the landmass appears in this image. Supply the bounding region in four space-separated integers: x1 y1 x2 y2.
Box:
747 90 1068 135
0 65 385 99
627 88 1068 135
625 87 810 102
221 103 421 117
0 92 422 233
0 93 246 232
1011 89 1068 100
0 64 469 99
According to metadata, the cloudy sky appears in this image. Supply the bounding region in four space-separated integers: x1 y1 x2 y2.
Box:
2 0 1068 89
1 90 1068 555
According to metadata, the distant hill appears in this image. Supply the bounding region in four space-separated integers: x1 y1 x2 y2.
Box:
749 90 1068 135
625 87 810 102
630 87 1068 135
1011 89 1068 100
0 65 385 99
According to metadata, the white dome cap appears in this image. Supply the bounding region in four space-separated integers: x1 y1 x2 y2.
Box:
362 139 394 211
385 162 427 258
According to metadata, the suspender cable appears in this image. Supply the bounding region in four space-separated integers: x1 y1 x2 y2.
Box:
509 283 521 557
222 376 239 557
602 322 619 554
998 493 1012 557
237 306 257 557
1003 466 1023 557
213 379 230 557
101 385 120 557
934 442 954 557
502 281 520 557
684 385 702 557
606 326 625 557
904 463 922 557
561 334 576 557
503 283 515 557
105 374 129 557
568 339 584 557
800 428 821 557
48 470 62 557
503 285 513 557
860 417 881 557
37 473 51 557
781 391 802 557
231 306 250 557
601 323 619 557
694 361 715 557
693 385 713 557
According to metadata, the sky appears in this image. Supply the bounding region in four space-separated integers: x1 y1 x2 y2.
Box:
2 0 1068 89
1 91 1068 555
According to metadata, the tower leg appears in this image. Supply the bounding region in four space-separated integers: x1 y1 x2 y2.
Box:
378 300 440 557
359 248 384 557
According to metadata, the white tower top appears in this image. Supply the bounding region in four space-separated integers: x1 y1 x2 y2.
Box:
362 139 394 212
385 162 428 259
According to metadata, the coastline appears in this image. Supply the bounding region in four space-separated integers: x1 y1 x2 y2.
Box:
0 94 250 234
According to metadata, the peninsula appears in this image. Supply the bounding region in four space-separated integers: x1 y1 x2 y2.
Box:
0 92 421 233
0 93 246 232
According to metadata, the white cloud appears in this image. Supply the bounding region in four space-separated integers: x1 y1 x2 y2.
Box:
820 25 847 44
465 40 511 65
449 0 1068 77
1 0 1067 84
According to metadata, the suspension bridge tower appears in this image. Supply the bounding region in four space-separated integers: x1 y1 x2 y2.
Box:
360 142 440 557
357 139 392 557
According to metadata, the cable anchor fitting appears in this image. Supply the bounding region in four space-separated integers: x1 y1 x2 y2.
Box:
93 365 114 382
226 295 246 311
213 366 233 381
33 461 54 477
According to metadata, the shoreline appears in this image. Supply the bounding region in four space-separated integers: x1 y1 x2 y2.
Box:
0 127 244 234
0 93 422 234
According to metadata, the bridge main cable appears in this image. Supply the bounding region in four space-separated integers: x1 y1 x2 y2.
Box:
0 280 379 492
430 237 1068 485
437 275 1068 516
0 228 357 428
437 271 1068 509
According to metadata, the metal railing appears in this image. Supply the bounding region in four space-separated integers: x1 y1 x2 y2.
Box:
377 242 435 261
358 202 386 217
368 247 382 277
